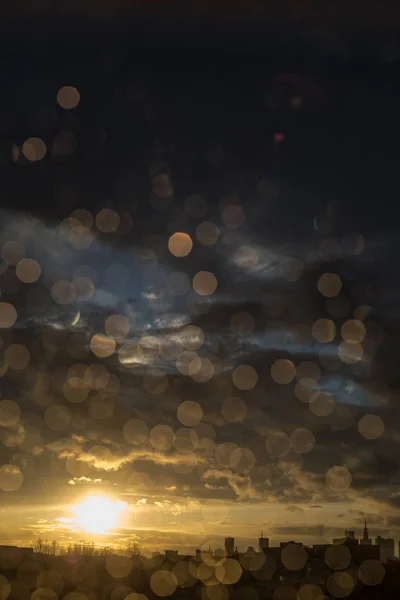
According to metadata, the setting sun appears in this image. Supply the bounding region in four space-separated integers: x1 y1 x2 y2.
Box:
73 496 127 534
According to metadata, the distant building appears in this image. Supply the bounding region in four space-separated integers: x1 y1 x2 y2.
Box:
225 537 235 558
259 531 269 552
245 546 257 557
345 529 356 540
164 549 179 560
376 536 395 563
360 519 372 546
334 530 358 545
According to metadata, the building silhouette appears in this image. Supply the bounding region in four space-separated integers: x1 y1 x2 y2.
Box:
259 531 269 552
225 536 235 558
376 536 395 563
360 519 372 546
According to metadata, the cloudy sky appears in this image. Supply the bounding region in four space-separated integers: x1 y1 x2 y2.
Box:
0 8 400 554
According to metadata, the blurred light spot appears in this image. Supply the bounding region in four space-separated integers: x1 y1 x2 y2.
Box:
327 571 354 598
318 273 342 297
22 138 46 162
16 259 41 283
36 571 64 594
312 318 336 343
168 232 193 257
96 209 120 233
4 345 30 370
172 561 197 588
85 364 110 390
105 314 130 338
221 397 247 423
196 222 220 246
325 466 351 491
70 208 93 229
150 570 177 596
149 425 174 450
221 205 245 229
57 86 80 109
266 432 290 457
309 391 335 416
230 447 255 473
338 342 363 364
191 357 214 383
232 365 258 390
324 545 351 571
51 280 76 304
273 132 285 143
125 594 147 600
180 326 205 350
175 350 201 375
0 400 21 427
11 145 19 163
0 303 17 328
31 589 57 600
201 503 229 528
358 414 384 440
358 560 385 586
273 586 296 600
290 428 315 454
215 559 242 584
215 442 238 468
177 401 203 426
0 464 23 491
71 278 93 302
68 225 93 249
174 428 199 454
196 423 216 449
341 320 366 344
90 334 116 358
1 241 25 266
297 585 324 600
67 363 87 389
271 359 296 384
193 271 218 296
106 556 133 579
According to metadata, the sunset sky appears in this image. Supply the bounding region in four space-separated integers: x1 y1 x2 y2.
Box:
0 2 400 556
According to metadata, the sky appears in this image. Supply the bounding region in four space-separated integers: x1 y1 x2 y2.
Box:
0 5 400 554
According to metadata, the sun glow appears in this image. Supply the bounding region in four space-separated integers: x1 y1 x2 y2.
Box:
73 495 128 534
